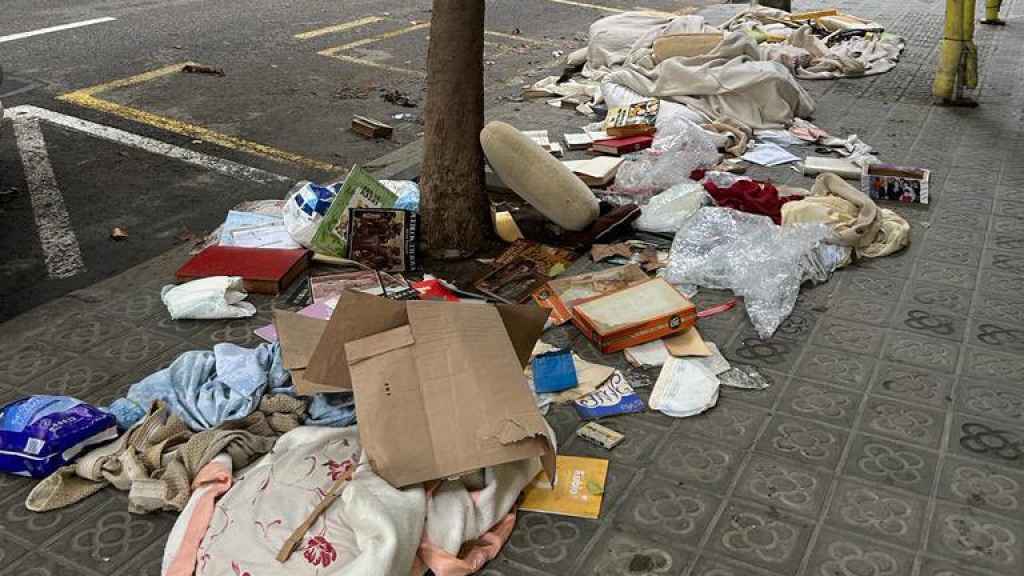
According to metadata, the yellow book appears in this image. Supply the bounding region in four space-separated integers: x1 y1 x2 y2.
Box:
519 456 608 519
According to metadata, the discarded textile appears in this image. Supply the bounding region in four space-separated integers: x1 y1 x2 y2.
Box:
163 454 234 576
782 173 910 260
188 426 538 576
704 178 803 225
108 342 291 431
26 397 304 513
664 207 830 338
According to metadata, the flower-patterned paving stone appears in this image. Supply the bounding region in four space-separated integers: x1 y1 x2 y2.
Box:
967 318 1024 354
842 434 939 496
0 533 29 568
956 380 1024 429
858 396 946 450
688 554 778 576
947 414 1024 472
971 292 1024 328
0 551 104 576
810 317 886 356
733 453 832 519
650 435 744 495
825 296 898 327
905 283 973 316
0 342 77 386
754 414 850 472
777 378 862 429
793 347 876 392
598 463 639 518
916 556 1001 576
89 328 183 371
803 528 916 576
723 333 801 373
707 501 813 576
890 304 968 342
978 270 1024 300
562 417 667 468
476 559 556 576
576 529 695 576
937 455 1024 521
837 273 907 301
984 250 1024 276
925 501 1024 576
18 357 130 399
824 478 929 550
962 346 1024 385
881 331 959 373
867 362 954 409
912 260 978 291
716 366 787 410
614 474 722 548
671 399 770 450
501 512 599 575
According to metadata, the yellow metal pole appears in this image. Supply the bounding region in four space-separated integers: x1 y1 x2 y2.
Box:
981 0 1005 24
933 0 980 103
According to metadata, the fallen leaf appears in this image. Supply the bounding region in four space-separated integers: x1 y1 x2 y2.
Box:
111 227 128 240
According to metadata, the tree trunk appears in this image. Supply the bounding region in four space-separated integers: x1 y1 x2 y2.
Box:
419 0 491 258
757 0 792 11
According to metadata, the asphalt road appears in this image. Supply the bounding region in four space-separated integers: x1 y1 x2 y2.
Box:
0 0 725 320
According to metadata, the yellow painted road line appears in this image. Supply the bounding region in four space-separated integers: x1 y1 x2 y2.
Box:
319 53 426 77
294 16 385 40
58 66 340 172
540 0 624 13
318 22 430 56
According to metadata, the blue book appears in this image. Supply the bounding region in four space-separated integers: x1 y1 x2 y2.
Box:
573 372 646 420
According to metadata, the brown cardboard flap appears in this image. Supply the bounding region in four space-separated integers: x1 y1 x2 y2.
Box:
495 303 552 369
664 327 712 357
273 310 328 370
305 290 409 390
345 325 415 365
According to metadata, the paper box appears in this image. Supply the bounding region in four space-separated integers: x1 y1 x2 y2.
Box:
571 278 697 353
327 293 555 488
532 264 649 326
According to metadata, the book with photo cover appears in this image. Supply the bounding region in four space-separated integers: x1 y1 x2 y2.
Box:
310 166 398 258
346 208 418 272
604 99 659 138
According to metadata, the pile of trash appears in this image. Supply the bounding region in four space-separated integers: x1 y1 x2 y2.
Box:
0 6 928 576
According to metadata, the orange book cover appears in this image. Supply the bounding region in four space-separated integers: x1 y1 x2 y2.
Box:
520 456 608 519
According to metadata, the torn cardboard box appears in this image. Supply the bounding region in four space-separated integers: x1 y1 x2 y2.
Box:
532 264 648 326
324 293 555 488
273 310 332 395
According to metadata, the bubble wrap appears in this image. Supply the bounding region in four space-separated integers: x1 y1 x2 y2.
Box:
664 207 831 338
613 117 719 200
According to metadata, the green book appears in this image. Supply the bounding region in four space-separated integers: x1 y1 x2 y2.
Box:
310 166 398 257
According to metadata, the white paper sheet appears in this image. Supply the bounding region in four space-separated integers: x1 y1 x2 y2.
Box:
624 339 671 368
742 142 801 167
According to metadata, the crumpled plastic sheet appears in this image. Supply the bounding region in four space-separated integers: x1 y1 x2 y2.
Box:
664 207 831 338
718 365 772 390
634 181 708 234
613 116 719 200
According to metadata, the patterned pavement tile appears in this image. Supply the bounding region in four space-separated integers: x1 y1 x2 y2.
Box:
937 455 1024 521
43 497 176 575
971 292 1024 327
32 312 137 354
928 212 991 233
918 240 984 268
881 331 960 373
925 500 1024 576
810 318 885 356
0 533 30 567
916 556 999 576
836 272 907 301
98 288 166 325
947 414 1024 472
772 309 821 343
0 486 118 549
776 379 862 429
984 249 1024 276
793 347 876 392
716 366 787 410
842 434 939 496
912 260 978 291
670 400 770 450
853 249 916 278
823 296 898 327
962 346 1024 384
575 528 695 576
613 474 722 547
562 417 668 468
650 435 744 495
754 415 850 472
924 224 988 247
904 283 974 316
994 199 1024 219
88 328 184 371
688 554 777 576
600 463 640 517
866 362 954 409
545 404 581 448
0 343 78 386
936 197 994 215
706 501 813 576
858 396 947 450
111 538 163 576
824 478 929 550
0 551 105 576
955 380 1024 429
502 512 600 575
478 559 556 576
803 528 916 576
732 453 832 520
890 304 968 342
18 357 132 399
723 333 802 373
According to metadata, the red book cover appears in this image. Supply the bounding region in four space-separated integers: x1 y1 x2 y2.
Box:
591 135 654 155
175 246 310 294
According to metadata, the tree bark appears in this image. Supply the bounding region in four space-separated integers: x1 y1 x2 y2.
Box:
419 0 491 258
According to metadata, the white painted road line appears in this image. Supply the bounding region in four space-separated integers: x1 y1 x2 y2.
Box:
4 106 290 185
0 17 117 44
12 117 87 279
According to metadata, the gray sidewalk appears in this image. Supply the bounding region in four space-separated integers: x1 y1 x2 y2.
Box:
3 1 1024 575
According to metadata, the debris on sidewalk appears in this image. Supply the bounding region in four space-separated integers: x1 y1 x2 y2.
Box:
110 226 128 240
576 422 624 449
573 371 645 419
177 245 310 295
310 166 399 258
380 88 418 108
519 456 608 519
533 264 647 325
161 276 257 320
181 64 225 76
649 355 720 418
351 115 394 139
572 278 696 353
863 163 931 204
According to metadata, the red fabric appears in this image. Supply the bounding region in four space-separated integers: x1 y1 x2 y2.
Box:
703 180 803 225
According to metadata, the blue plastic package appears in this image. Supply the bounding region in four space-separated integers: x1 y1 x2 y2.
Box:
532 349 578 393
0 396 118 478
573 371 646 420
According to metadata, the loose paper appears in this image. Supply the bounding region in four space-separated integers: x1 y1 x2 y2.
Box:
664 327 712 357
742 142 801 167
624 339 670 368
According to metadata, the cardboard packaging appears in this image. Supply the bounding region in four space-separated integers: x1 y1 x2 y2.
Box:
862 163 930 205
290 291 556 488
571 278 697 353
532 264 648 326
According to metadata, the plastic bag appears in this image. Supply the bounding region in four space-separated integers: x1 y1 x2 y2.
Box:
613 116 720 200
634 181 708 233
161 276 256 320
283 181 338 248
384 180 420 212
664 207 830 338
0 395 118 477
